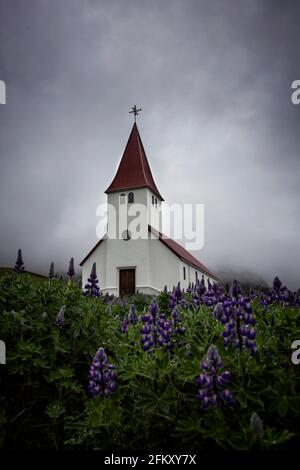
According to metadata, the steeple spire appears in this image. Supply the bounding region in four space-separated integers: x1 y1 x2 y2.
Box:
105 122 163 200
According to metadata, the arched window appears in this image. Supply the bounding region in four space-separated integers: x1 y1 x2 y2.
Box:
128 192 134 204
120 193 126 204
152 195 154 205
183 266 186 280
155 198 157 208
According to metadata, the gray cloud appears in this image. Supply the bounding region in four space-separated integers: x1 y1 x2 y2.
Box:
0 0 299 288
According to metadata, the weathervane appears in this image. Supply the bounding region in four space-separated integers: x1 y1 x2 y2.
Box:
129 105 142 122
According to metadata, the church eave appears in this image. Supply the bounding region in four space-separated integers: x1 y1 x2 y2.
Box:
105 184 164 201
79 235 106 267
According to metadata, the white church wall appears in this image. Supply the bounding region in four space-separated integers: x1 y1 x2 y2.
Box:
179 261 190 290
105 237 150 296
147 189 162 232
149 236 181 292
107 188 162 239
107 188 148 239
179 261 214 290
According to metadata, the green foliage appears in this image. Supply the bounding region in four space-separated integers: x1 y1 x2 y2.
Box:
0 272 299 449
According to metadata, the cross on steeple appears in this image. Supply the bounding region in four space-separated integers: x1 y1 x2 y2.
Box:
129 105 142 123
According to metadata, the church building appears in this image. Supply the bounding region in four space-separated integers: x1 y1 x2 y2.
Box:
80 110 217 296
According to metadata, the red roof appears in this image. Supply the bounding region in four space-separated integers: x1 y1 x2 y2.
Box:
105 123 163 200
149 225 218 280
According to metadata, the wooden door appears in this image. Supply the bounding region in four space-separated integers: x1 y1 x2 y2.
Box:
119 269 135 296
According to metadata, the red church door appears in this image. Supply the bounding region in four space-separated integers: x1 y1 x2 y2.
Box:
119 269 135 296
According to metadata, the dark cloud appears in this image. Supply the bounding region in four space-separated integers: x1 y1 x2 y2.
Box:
0 0 299 287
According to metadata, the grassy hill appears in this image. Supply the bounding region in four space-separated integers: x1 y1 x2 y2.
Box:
0 267 48 282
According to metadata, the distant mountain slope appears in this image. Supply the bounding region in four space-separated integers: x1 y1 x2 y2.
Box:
217 268 269 290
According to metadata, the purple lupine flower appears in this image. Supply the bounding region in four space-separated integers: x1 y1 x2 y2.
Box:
230 280 243 299
148 297 159 316
197 276 207 297
187 282 192 294
140 301 170 351
84 262 100 297
259 276 298 308
87 347 117 398
128 304 138 325
14 249 25 273
296 289 300 307
157 314 173 347
215 296 257 355
55 305 66 327
168 293 176 309
179 297 188 309
48 262 55 280
120 319 128 334
212 302 224 321
140 301 185 352
140 308 155 351
184 276 227 310
168 283 184 308
273 276 282 291
171 306 186 335
196 345 235 409
67 257 75 279
174 282 183 302
120 305 138 334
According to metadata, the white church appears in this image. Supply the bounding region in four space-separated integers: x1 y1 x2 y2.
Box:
80 110 217 296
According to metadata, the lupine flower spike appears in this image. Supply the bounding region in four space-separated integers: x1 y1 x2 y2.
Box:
212 281 257 355
67 257 75 279
84 262 100 297
140 298 185 352
14 249 25 273
87 347 117 398
48 262 55 280
196 345 235 409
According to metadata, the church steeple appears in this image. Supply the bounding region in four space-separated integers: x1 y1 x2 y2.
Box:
105 123 163 201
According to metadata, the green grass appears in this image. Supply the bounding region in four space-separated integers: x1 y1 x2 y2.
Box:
0 267 47 282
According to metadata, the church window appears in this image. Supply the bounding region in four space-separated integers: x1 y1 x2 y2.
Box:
128 192 134 204
120 193 126 204
195 271 198 282
183 266 186 280
155 198 157 207
152 195 154 205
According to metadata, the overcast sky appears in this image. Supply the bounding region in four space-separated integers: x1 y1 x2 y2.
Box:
0 0 300 288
